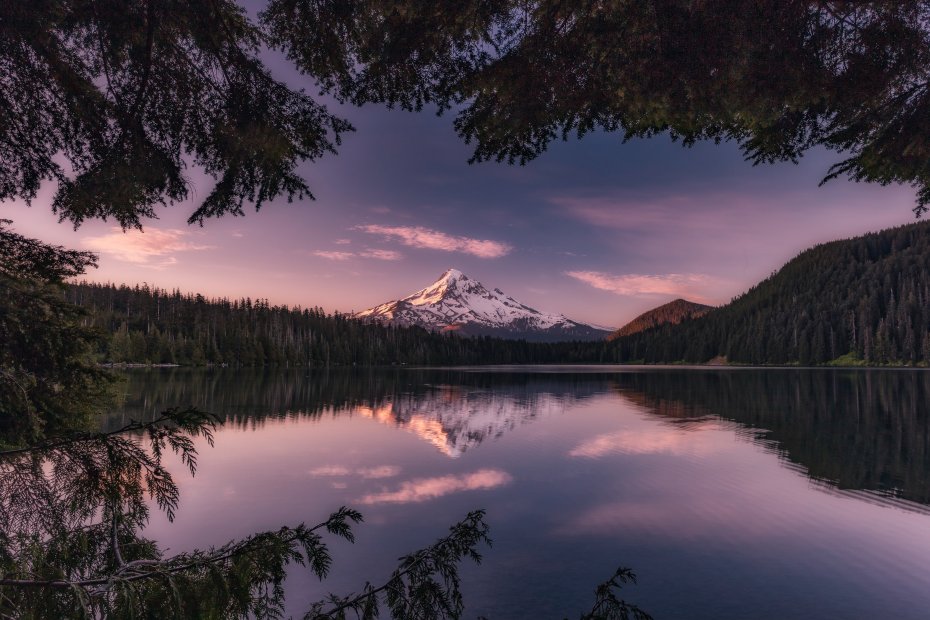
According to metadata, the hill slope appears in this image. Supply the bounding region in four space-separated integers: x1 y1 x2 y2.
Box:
611 222 930 365
609 299 712 340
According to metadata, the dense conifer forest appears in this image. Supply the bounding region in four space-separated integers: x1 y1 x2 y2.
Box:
64 282 602 366
614 222 930 366
67 222 930 368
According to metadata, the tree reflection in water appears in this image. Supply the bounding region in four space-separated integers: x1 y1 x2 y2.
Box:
612 369 930 507
111 367 930 508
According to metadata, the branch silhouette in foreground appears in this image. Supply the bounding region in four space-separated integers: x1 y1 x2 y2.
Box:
0 409 653 618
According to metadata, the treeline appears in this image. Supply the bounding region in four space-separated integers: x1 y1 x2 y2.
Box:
65 282 611 366
66 222 930 368
612 222 930 366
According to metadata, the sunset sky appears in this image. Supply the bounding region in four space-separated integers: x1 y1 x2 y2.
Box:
4 97 918 328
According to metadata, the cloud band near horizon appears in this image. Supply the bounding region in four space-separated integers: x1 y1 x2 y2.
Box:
566 270 719 301
83 227 213 269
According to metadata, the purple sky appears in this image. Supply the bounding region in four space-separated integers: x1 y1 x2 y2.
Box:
4 86 919 328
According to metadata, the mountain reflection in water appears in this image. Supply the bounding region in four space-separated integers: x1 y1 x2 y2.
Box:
109 367 930 509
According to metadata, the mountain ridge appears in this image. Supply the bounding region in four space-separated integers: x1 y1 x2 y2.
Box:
355 268 612 342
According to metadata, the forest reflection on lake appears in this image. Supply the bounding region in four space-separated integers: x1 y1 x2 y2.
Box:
109 367 930 619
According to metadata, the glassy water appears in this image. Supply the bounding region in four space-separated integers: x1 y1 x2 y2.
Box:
108 367 930 619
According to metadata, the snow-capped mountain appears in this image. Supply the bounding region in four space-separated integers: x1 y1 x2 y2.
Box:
355 268 612 342
356 385 575 457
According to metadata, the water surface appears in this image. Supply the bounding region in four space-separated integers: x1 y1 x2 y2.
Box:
110 367 930 619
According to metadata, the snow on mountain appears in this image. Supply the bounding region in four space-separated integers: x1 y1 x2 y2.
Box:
355 268 612 342
356 386 572 457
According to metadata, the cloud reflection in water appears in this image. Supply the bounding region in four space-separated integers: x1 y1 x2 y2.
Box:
569 422 723 459
357 469 512 505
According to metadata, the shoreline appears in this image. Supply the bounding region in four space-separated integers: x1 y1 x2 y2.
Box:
102 362 930 371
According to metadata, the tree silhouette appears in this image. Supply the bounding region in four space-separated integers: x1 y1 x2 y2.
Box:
2 1 929 226
241 0 930 216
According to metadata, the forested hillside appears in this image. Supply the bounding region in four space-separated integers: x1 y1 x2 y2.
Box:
67 222 930 368
613 222 930 365
609 299 712 339
65 282 604 366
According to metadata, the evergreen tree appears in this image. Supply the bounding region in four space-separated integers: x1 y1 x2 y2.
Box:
2 2 930 227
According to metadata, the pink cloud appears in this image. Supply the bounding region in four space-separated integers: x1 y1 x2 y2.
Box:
83 227 213 269
359 249 402 261
308 465 352 477
566 270 721 301
356 465 401 479
355 224 512 258
308 465 401 479
312 248 402 261
357 469 512 504
312 250 354 261
569 427 721 459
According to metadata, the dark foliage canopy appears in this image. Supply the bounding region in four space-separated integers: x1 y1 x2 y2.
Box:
0 221 112 447
3 1 930 228
267 0 930 213
1 0 351 228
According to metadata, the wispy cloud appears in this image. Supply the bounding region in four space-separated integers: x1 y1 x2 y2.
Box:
308 465 352 477
566 270 719 301
569 428 719 459
83 227 213 269
334 238 351 245
551 192 768 234
312 250 354 261
355 225 512 259
309 465 402 479
356 465 402 479
360 249 402 261
357 469 512 504
312 248 402 262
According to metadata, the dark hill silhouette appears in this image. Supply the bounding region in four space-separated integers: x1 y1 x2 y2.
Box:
609 299 712 340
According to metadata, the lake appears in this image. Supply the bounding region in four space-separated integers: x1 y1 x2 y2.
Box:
108 366 930 619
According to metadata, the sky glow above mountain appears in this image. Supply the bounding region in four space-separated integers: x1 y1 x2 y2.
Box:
4 86 919 327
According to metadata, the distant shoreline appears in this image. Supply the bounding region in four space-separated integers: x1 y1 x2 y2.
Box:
100 363 181 368
101 362 930 371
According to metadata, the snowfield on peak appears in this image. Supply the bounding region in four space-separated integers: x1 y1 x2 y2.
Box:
355 269 612 342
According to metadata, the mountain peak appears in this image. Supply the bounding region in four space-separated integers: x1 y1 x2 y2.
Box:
355 270 612 342
439 268 465 281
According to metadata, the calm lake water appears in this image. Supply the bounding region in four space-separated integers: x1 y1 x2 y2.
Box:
108 366 930 619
